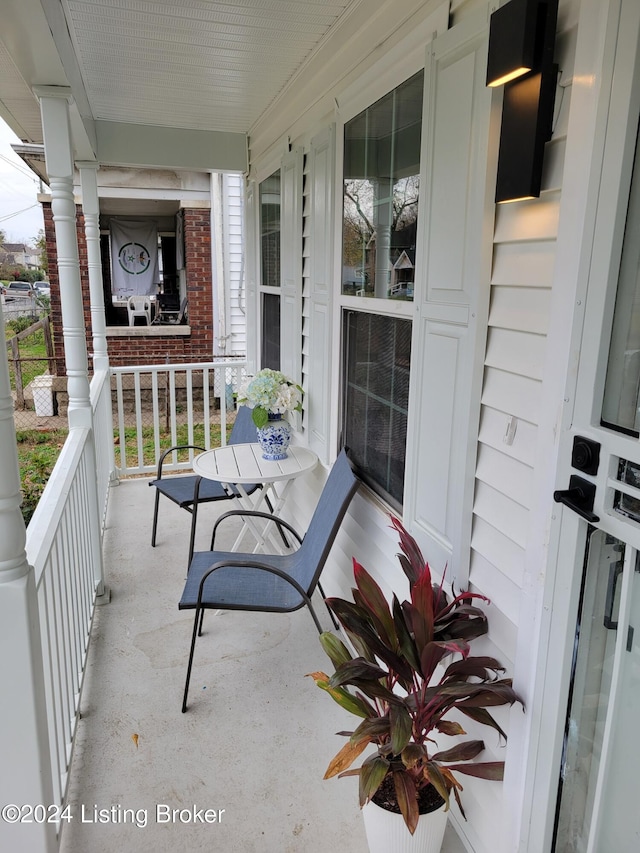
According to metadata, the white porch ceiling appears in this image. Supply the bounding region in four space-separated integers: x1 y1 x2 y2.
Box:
65 0 355 133
0 0 360 155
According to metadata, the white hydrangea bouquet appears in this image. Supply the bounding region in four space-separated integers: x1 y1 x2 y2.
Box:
237 369 303 428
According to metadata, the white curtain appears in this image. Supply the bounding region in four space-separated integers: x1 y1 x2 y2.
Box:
110 219 159 297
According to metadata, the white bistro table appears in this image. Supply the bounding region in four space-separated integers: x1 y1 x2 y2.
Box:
192 442 318 551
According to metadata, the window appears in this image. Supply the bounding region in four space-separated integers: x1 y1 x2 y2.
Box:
259 170 281 369
343 311 412 508
341 71 424 505
342 71 423 301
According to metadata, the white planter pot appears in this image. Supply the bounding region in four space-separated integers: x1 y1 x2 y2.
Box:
362 798 448 853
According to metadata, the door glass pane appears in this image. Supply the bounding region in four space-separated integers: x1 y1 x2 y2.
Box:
553 530 624 852
602 120 640 434
596 551 640 851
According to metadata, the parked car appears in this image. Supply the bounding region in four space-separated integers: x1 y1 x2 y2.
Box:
33 281 51 297
4 281 36 301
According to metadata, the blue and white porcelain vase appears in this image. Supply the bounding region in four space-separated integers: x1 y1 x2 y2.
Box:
256 413 291 460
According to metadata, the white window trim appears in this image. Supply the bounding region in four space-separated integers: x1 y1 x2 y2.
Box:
331 59 429 506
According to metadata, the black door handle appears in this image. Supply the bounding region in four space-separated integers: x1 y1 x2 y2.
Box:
553 475 599 523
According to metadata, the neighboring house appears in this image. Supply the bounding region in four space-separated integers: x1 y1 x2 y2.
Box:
13 156 246 370
2 2 640 852
0 242 39 269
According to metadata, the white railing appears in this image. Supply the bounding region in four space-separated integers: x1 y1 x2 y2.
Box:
111 359 247 476
25 428 99 810
90 367 115 533
17 358 247 820
20 368 113 820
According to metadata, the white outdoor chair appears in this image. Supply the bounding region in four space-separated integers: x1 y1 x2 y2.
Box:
127 295 152 326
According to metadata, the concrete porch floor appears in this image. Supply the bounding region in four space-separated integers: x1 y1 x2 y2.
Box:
59 477 468 853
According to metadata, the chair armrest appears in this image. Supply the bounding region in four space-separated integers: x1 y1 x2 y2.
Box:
211 509 302 548
195 560 311 607
153 444 207 480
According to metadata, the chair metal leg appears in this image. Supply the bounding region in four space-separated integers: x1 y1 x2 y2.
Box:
198 608 205 636
182 607 201 713
307 600 324 634
187 477 202 568
151 489 161 546
318 582 339 630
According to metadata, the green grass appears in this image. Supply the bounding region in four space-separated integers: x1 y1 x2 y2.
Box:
114 421 232 468
16 429 68 525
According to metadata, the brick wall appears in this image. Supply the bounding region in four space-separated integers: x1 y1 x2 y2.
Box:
43 203 214 372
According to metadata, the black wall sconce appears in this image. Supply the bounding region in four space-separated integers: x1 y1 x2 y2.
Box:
487 0 559 203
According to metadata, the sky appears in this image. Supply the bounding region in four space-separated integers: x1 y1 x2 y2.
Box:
0 119 45 246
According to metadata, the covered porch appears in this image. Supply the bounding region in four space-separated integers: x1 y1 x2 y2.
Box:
4 1 621 851
56 477 464 853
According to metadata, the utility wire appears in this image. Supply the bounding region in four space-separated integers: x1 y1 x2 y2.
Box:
0 152 39 182
0 203 41 223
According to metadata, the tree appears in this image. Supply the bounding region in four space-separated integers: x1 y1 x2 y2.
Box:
34 229 48 275
343 176 419 293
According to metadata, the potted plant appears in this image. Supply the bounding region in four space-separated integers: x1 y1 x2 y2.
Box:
236 368 303 460
308 516 523 853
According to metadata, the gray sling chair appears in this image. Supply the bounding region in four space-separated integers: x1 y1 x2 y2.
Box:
150 405 274 566
179 448 360 712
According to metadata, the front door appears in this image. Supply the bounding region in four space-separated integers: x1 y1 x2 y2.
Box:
550 2 640 850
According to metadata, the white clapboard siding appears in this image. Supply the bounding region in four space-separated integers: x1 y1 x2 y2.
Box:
490 239 557 287
473 480 529 547
484 327 547 381
471 515 526 588
478 405 537 467
223 173 247 356
475 443 534 510
481 368 542 425
469 554 519 662
488 285 552 335
470 0 578 637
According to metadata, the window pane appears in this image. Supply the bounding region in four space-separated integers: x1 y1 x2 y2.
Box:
602 121 640 434
342 71 423 301
342 311 412 507
262 293 281 370
260 170 281 289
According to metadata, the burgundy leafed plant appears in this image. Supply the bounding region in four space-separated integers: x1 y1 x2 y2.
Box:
308 516 523 835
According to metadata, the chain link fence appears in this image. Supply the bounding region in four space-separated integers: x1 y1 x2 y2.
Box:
4 306 64 430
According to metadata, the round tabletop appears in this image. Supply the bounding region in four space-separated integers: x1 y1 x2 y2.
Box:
192 442 318 484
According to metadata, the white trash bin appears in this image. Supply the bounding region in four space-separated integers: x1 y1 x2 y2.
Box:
31 374 54 416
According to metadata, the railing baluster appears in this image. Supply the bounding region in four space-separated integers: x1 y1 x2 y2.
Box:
116 371 126 472
109 359 247 476
152 369 161 463
134 369 144 471
186 368 194 450
203 367 211 449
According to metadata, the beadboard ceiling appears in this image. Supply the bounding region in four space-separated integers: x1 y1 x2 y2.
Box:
0 0 360 146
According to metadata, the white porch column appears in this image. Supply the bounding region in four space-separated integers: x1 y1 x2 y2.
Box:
36 88 106 596
0 303 56 853
36 87 92 430
373 177 392 299
78 162 109 372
